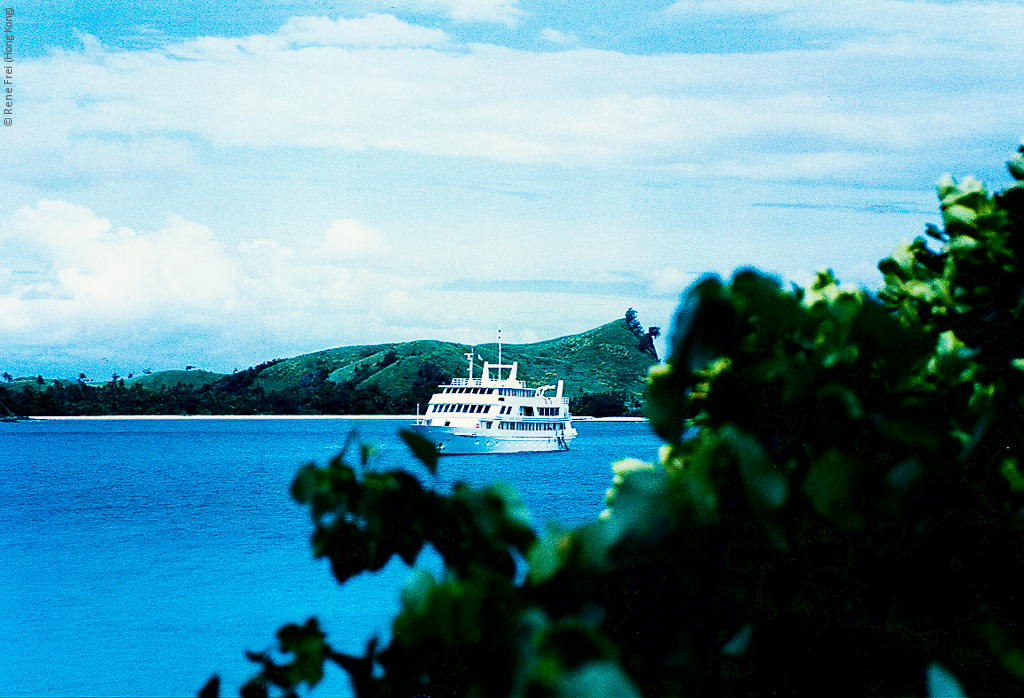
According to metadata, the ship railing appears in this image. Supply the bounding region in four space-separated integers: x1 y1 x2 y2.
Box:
450 378 485 387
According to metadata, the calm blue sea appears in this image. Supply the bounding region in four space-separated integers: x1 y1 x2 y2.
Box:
1 417 663 697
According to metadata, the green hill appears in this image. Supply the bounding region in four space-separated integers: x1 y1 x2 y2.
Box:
248 319 658 406
123 369 227 391
0 319 659 416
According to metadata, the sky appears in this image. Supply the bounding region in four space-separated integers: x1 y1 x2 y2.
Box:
1 0 1022 380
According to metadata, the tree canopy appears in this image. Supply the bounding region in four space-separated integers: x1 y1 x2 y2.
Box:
204 142 1024 697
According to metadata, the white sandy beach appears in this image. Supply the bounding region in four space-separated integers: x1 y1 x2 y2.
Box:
28 414 648 421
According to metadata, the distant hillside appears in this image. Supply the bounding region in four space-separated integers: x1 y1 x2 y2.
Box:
123 370 228 391
249 319 658 403
0 319 659 416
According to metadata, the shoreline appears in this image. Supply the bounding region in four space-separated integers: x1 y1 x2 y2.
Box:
25 414 648 421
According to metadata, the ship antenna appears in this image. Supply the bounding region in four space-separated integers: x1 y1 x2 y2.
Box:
498 327 502 377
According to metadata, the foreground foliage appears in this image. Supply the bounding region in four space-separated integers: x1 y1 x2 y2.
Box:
204 144 1024 697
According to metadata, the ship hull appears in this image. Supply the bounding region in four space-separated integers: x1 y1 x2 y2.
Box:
409 423 574 454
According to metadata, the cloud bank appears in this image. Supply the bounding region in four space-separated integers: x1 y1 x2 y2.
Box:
2 2 1021 377
8 7 1020 184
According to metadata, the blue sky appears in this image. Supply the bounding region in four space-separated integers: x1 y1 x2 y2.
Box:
1 0 1023 380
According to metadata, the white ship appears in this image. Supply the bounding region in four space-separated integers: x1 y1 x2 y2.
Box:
410 344 577 455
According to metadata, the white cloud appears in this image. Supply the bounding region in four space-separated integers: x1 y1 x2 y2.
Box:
0 200 469 374
540 28 578 46
389 0 523 25
665 0 800 15
1 201 238 320
10 10 1017 187
274 14 449 48
324 219 388 259
647 267 693 297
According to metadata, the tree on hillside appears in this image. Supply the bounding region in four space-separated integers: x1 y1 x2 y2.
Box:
624 308 643 337
637 326 661 360
204 143 1024 698
625 309 661 360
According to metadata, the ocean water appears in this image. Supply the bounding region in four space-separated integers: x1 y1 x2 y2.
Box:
1 417 663 697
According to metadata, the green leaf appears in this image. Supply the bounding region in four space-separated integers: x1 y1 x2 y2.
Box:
559 660 641 697
528 530 571 585
802 449 864 531
726 425 787 510
399 428 440 475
